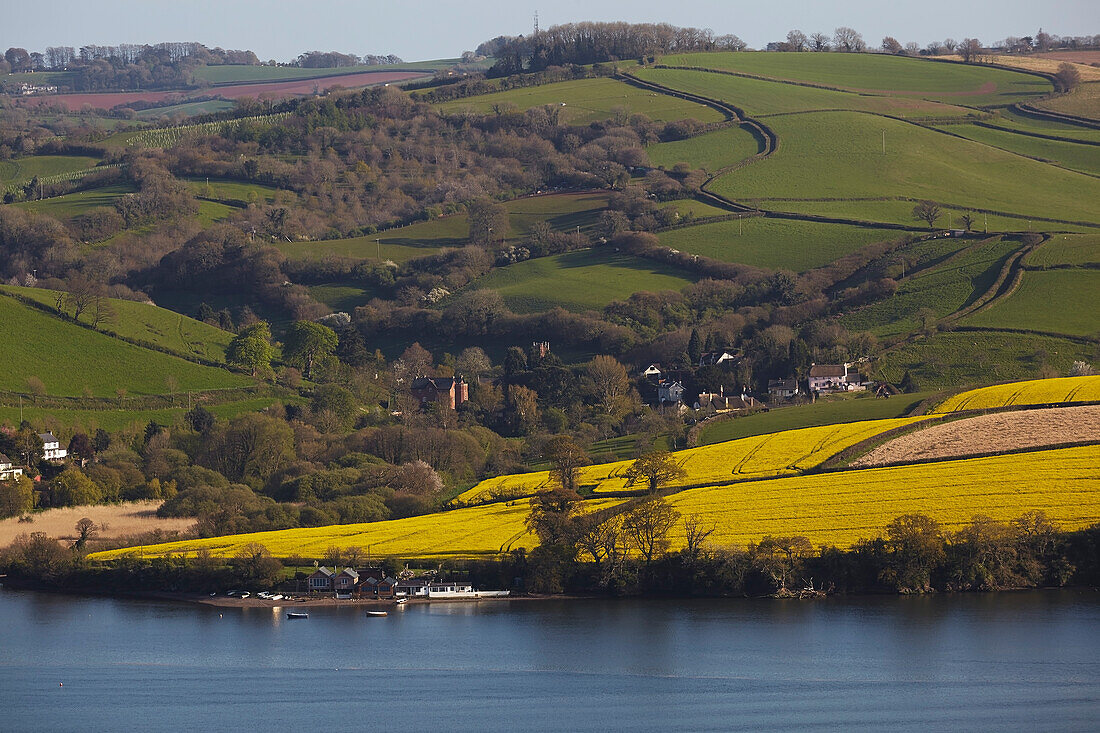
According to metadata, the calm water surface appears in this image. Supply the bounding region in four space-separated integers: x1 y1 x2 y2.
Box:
1 588 1098 731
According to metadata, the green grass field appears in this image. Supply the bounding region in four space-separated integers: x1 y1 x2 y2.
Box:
436 77 726 125
196 200 238 226
1034 81 1100 120
709 111 1100 227
658 218 903 271
659 51 1052 106
841 237 1023 336
647 125 762 171
0 155 101 186
13 184 136 220
467 247 698 313
982 108 1100 143
760 198 1091 232
307 282 382 313
0 294 251 397
962 269 1100 336
277 193 611 263
136 100 236 119
659 198 733 219
185 178 284 205
698 391 936 444
635 67 974 118
1025 234 1100 267
0 396 292 434
2 285 235 362
192 60 451 84
939 122 1100 176
878 331 1095 388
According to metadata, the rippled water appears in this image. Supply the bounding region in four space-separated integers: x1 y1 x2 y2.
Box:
1 588 1098 731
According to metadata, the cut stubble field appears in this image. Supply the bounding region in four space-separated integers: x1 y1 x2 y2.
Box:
0 501 195 549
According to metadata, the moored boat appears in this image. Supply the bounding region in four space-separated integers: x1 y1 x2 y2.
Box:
366 610 388 617
286 612 308 619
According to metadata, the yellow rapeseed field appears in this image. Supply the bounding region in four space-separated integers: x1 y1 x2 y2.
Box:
459 417 929 502
89 498 624 561
932 376 1100 414
92 445 1097 560
665 444 1100 549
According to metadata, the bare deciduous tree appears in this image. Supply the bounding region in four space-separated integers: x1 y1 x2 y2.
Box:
833 27 866 52
959 38 982 63
786 30 807 52
623 496 680 566
912 200 943 229
809 33 831 51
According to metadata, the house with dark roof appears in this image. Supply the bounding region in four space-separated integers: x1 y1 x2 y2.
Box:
38 433 67 461
410 376 469 410
808 363 868 394
768 378 800 400
307 567 335 592
0 453 24 481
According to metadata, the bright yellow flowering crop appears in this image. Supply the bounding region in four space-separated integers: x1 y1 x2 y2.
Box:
459 416 929 503
933 375 1100 414
665 444 1100 549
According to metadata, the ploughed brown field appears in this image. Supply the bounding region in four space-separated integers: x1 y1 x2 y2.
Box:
0 501 194 549
16 70 428 111
852 405 1100 467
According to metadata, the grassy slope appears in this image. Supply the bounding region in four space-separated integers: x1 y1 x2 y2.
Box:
698 391 936 444
135 100 236 119
12 184 135 220
635 67 974 118
436 77 726 125
277 192 610 263
939 122 1100 176
709 111 1100 226
307 283 382 313
193 61 452 84
647 126 762 170
766 199 1093 232
0 295 250 397
0 155 101 185
2 285 234 362
987 108 1100 142
659 51 1052 106
1025 234 1100 266
1034 82 1100 120
0 396 293 434
659 218 903 271
878 331 1095 388
841 237 1023 336
963 269 1100 336
185 178 284 205
468 247 698 313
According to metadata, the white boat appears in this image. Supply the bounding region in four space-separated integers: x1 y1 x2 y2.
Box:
393 598 408 605
286 612 308 619
366 610 389 617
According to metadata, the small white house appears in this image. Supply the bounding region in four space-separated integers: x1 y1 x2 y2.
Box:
657 380 685 405
0 453 23 481
641 363 663 380
808 363 868 394
768 378 800 399
38 433 67 461
698 351 739 367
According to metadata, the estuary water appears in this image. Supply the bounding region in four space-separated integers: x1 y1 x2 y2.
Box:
1 588 1097 732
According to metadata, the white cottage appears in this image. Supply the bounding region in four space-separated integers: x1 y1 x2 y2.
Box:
0 453 24 481
38 433 68 461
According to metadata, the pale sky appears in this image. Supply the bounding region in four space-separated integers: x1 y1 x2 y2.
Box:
3 0 1098 62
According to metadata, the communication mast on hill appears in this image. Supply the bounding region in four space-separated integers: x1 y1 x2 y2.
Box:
533 11 539 35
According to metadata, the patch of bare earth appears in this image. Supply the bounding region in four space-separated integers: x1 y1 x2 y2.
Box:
0 501 194 549
852 405 1100 467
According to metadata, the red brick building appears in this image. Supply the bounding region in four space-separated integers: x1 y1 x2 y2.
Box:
409 376 469 410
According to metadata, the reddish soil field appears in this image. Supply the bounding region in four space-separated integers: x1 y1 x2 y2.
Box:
852 405 1100 467
1034 51 1100 64
16 70 428 112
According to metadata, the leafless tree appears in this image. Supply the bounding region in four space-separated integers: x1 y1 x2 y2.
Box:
882 37 903 54
912 200 943 229
623 496 680 566
786 30 808 52
683 514 716 561
833 27 866 52
959 38 982 63
809 33 831 51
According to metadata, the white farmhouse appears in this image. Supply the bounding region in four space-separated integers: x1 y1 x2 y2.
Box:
807 363 868 394
38 433 68 461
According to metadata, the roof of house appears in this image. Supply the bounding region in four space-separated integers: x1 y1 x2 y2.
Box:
809 364 846 378
768 378 798 389
309 567 335 578
410 376 464 392
699 351 737 365
337 568 359 580
0 453 12 465
38 432 59 443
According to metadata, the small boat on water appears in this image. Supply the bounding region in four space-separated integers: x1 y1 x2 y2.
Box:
366 610 389 617
393 598 408 605
286 612 308 619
